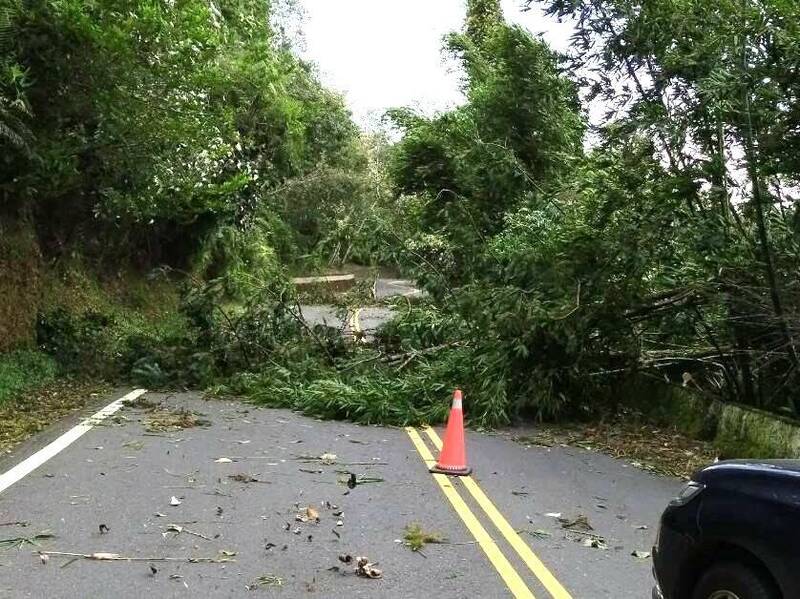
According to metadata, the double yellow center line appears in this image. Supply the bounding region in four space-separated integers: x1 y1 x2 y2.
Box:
348 308 363 341
405 427 572 599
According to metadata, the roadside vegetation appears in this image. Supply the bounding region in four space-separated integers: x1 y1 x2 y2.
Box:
3 0 800 449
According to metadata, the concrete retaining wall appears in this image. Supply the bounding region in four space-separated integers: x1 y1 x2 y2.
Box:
620 377 800 459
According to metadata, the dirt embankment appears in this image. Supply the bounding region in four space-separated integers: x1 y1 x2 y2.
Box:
0 219 42 352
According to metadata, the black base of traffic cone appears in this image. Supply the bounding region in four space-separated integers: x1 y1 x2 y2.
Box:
429 464 472 476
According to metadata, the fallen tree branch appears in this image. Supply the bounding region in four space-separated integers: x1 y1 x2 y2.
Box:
625 289 697 321
382 342 465 364
337 342 464 372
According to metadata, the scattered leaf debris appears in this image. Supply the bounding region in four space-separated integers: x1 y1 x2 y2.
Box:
164 524 212 541
341 472 383 489
0 380 111 455
299 468 323 474
582 538 608 550
509 414 716 478
338 554 382 578
246 574 283 590
519 529 552 539
144 408 210 432
123 395 160 411
228 473 268 484
122 440 144 451
559 515 593 532
355 556 382 579
319 453 337 465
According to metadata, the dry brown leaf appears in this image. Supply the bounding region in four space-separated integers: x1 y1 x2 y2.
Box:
355 556 382 579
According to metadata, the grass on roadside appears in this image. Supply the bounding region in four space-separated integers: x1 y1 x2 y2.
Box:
0 350 58 406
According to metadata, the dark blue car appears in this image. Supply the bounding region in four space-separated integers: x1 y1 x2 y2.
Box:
653 460 800 599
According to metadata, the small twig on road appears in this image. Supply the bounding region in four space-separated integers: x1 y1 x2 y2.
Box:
164 524 212 541
441 541 479 546
163 468 199 478
203 489 232 498
563 530 609 541
36 551 234 563
299 460 388 466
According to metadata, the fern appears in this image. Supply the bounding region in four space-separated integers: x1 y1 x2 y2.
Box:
0 2 33 157
0 98 32 156
0 5 13 52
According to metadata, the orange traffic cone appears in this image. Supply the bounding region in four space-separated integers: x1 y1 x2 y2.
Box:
430 389 472 476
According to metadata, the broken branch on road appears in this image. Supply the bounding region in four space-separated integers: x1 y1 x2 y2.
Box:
36 551 235 563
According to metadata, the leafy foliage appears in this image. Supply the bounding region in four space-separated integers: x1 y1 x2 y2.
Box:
0 350 56 405
7 0 800 433
381 0 800 420
1 0 366 273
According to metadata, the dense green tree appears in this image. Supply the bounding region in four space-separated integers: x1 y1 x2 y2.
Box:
0 0 363 272
527 0 800 411
388 8 584 291
465 0 504 45
383 0 800 419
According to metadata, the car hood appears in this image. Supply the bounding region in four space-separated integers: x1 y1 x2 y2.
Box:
695 459 800 483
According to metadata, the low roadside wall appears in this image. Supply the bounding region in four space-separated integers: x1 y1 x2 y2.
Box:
619 377 800 459
292 274 356 295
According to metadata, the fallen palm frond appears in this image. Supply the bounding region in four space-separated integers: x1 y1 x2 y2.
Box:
0 531 55 550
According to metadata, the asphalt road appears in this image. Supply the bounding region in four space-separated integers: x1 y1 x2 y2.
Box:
0 391 682 598
298 277 418 333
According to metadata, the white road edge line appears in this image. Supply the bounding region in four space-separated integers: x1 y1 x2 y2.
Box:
0 388 147 495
